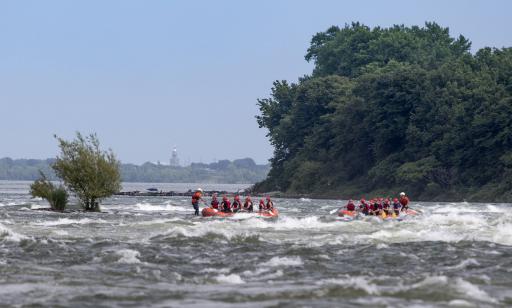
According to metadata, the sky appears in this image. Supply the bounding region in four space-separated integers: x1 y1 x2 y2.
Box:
1 0 511 165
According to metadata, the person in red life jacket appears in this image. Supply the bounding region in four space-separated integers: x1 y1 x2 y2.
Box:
359 198 367 211
210 193 219 210
221 195 231 213
265 196 274 211
399 192 410 212
191 188 204 216
243 196 253 212
383 198 391 215
392 198 401 216
346 199 356 211
370 199 380 216
232 195 242 213
258 199 265 212
361 199 370 215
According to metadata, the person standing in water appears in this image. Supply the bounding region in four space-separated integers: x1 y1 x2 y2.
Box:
191 188 203 216
399 192 410 212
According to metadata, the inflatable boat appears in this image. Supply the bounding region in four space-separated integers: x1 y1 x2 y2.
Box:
338 209 358 217
201 207 279 218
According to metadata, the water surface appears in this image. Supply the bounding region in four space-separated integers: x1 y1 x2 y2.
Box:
1 181 511 307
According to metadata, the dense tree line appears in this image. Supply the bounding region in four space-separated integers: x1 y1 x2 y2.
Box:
254 22 512 201
0 157 269 184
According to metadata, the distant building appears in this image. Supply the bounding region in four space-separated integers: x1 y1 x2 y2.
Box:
170 146 180 167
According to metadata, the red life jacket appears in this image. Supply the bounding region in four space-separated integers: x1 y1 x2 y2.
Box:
243 201 252 209
232 201 241 209
400 196 409 207
266 201 273 210
191 192 201 205
221 200 231 210
347 203 355 211
372 203 379 211
211 199 219 209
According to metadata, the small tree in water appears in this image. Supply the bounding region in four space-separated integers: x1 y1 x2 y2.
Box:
52 133 121 211
30 171 69 211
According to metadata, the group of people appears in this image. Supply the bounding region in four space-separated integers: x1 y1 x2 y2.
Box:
191 188 274 216
344 192 410 216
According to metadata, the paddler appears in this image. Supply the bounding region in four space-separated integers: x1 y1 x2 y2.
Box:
265 196 274 211
399 192 410 212
221 195 231 213
210 193 219 210
243 196 253 212
191 188 204 216
392 198 401 216
370 199 381 216
258 199 265 212
360 198 370 215
346 199 356 212
383 198 391 215
232 195 242 213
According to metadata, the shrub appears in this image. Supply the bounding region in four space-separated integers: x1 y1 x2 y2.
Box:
30 172 68 211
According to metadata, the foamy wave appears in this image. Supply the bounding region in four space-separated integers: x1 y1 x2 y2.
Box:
267 256 303 267
215 274 245 284
0 223 29 242
443 258 480 270
116 249 141 264
131 203 192 212
448 299 475 307
453 278 497 303
317 276 380 295
30 204 50 210
492 223 512 246
33 218 107 226
317 275 495 303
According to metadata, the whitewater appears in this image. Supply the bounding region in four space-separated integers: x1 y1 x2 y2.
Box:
1 181 511 307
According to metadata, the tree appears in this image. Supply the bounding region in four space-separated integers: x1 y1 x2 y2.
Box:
30 171 68 211
255 22 512 201
52 133 121 211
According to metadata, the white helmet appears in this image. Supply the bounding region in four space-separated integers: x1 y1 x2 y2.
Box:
197 188 203 192
400 192 406 196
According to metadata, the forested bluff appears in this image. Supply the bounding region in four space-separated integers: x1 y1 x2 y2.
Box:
0 157 269 184
253 22 512 202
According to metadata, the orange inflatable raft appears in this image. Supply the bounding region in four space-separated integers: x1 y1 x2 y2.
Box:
338 209 357 217
258 208 279 218
201 207 279 218
201 208 234 217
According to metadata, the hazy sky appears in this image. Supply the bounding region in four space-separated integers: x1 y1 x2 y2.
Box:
1 0 511 165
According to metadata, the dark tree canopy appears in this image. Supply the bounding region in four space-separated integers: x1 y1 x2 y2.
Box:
255 22 512 201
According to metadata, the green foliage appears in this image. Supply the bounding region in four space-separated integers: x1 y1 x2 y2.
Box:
256 22 512 201
52 133 121 211
30 172 68 211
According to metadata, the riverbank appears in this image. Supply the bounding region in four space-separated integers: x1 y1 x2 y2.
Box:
255 184 512 203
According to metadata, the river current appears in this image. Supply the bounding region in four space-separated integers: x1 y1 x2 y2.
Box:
1 181 511 307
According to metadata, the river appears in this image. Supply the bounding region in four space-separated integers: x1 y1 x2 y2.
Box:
1 181 511 307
